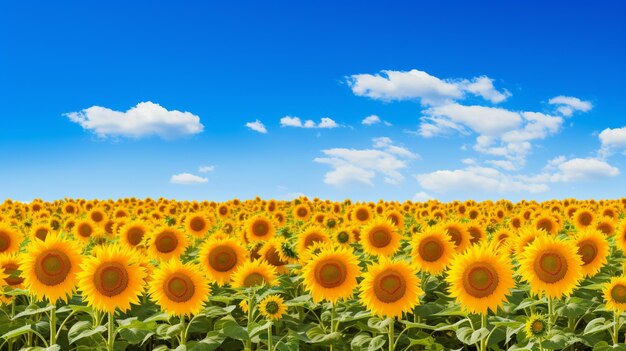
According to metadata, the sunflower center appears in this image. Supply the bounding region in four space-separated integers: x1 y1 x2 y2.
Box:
3 263 24 286
337 232 350 243
209 245 237 272
303 233 325 249
127 227 144 246
297 208 308 217
93 262 129 297
447 228 462 246
190 217 206 232
91 212 103 222
578 213 593 226
370 229 391 248
35 228 48 241
242 272 266 287
536 219 553 233
155 231 178 253
265 301 279 314
468 228 482 244
0 232 11 252
534 251 568 283
356 209 369 221
315 259 347 288
419 238 444 262
264 247 286 267
611 284 626 304
577 240 597 265
252 221 269 237
373 270 407 303
219 207 228 215
78 223 92 238
34 250 71 286
531 320 545 333
462 262 499 298
164 273 195 303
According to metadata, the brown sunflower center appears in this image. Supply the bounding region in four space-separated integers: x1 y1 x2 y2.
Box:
91 212 104 222
369 228 392 248
536 218 553 233
303 233 325 249
314 259 347 288
532 320 545 333
34 249 72 286
209 245 238 272
462 262 499 298
164 273 195 303
252 221 269 237
265 301 279 314
533 251 568 283
35 228 48 241
468 228 482 244
219 207 228 215
297 208 308 217
3 263 24 286
93 262 129 297
418 238 444 262
356 209 369 221
189 217 206 232
78 223 92 238
155 231 178 253
373 270 407 303
446 228 462 247
264 246 286 267
578 213 593 226
243 272 266 287
597 223 613 235
577 240 597 265
0 231 11 252
126 227 145 246
610 284 626 304
337 232 350 243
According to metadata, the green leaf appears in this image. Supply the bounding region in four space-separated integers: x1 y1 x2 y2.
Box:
214 316 248 341
187 331 226 351
1 324 34 339
12 305 55 320
584 317 614 336
68 321 107 345
367 335 386 351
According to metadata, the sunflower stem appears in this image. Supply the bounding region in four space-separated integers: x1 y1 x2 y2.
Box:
538 337 544 351
180 316 187 347
613 311 619 346
49 305 56 346
245 290 254 351
388 317 395 351
107 311 115 351
479 313 487 351
267 321 272 351
547 296 554 326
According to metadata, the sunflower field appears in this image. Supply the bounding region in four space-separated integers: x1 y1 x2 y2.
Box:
0 198 626 351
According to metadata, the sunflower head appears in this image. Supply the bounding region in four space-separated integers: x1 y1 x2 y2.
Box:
231 259 278 289
147 227 188 261
604 276 626 312
360 219 401 257
411 225 455 275
148 260 209 317
0 224 23 255
575 228 609 277
302 245 360 303
246 216 275 242
259 294 287 320
184 213 212 238
199 237 247 285
352 205 372 224
441 221 470 252
524 314 549 339
297 226 330 254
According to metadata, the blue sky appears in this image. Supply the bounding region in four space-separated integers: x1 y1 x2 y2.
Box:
1 1 625 202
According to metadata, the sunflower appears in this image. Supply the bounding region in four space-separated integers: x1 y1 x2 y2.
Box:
441 221 471 252
518 235 583 299
411 226 455 275
147 227 188 261
574 229 609 277
149 260 209 317
596 219 616 237
246 216 275 242
231 259 278 289
73 219 99 242
297 226 330 254
20 234 82 302
533 211 560 235
184 213 211 238
360 219 401 257
359 258 421 318
77 245 146 313
216 204 231 219
302 246 360 303
466 223 485 245
293 204 311 221
259 294 287 320
352 205 372 224
0 224 23 255
524 313 549 339
259 238 289 274
199 237 248 285
604 276 626 312
573 208 595 229
88 208 108 225
0 254 23 288
513 227 545 258
119 221 149 249
446 243 514 314
616 222 626 253
333 226 354 247
385 210 405 229
31 223 51 241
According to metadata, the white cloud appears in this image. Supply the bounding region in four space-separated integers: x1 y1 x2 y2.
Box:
599 127 626 156
246 119 268 134
549 96 593 117
362 114 392 126
315 138 416 186
170 173 208 185
412 191 434 202
198 165 215 173
546 157 619 182
421 103 522 137
280 116 340 129
347 69 509 105
65 101 203 139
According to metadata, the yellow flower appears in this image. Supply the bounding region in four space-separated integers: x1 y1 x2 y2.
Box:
302 246 360 303
411 225 455 275
604 276 626 312
149 260 210 317
259 294 287 320
360 219 401 257
231 260 278 289
198 237 247 285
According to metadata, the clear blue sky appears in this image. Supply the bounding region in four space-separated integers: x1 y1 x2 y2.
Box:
1 1 625 202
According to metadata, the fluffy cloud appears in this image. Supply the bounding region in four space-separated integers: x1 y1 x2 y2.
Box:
280 116 339 129
347 69 509 105
599 127 626 156
198 165 215 173
314 137 416 186
246 119 268 134
544 157 619 182
362 115 392 126
65 101 203 139
549 96 593 117
170 173 208 185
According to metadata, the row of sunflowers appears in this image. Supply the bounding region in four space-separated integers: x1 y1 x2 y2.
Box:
0 197 625 350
